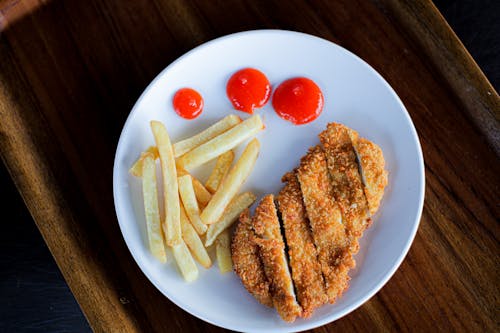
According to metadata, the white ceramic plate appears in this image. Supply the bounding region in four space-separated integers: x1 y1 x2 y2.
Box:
113 30 424 332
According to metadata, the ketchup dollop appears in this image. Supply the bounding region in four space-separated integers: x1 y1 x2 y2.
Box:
272 77 324 125
173 88 204 119
226 68 271 113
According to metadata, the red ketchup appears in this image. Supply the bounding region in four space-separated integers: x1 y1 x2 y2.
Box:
173 88 204 119
272 77 324 125
226 68 271 113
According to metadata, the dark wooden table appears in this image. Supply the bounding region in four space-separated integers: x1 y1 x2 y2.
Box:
1 0 498 332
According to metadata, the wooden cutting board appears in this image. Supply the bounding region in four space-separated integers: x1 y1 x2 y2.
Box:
0 0 497 331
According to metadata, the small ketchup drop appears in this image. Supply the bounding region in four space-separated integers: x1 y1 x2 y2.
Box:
173 88 204 119
272 77 324 125
226 68 271 113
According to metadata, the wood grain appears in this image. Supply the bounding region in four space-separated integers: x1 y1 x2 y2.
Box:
379 0 500 154
0 0 498 332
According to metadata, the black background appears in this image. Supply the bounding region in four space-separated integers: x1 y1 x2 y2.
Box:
1 1 498 332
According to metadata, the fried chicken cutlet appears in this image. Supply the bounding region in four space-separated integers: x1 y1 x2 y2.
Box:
277 173 327 317
231 122 388 322
320 123 371 254
253 195 302 322
349 135 388 216
297 146 354 303
231 209 272 307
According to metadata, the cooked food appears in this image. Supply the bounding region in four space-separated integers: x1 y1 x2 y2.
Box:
191 178 212 208
252 195 302 322
320 123 371 253
201 138 260 225
171 240 199 282
177 167 212 208
180 202 211 268
181 203 212 268
141 152 167 263
129 146 159 177
231 122 388 322
131 151 213 208
205 191 256 247
173 114 241 157
277 172 327 317
151 121 181 246
297 146 353 303
216 230 233 273
231 209 273 307
351 136 388 216
177 114 263 170
205 150 234 193
178 174 207 235
132 116 263 282
133 114 387 308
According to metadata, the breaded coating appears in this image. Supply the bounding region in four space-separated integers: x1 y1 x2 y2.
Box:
231 209 273 307
297 146 353 303
231 122 389 322
277 172 327 317
351 137 388 216
253 195 302 322
319 123 371 253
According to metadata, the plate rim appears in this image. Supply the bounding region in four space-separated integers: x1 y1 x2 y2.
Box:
113 29 425 333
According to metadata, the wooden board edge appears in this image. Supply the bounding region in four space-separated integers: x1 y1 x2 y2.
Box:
377 0 500 155
0 0 48 31
0 40 147 333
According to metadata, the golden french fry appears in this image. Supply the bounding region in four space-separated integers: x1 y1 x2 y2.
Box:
180 203 212 268
205 150 234 193
173 115 241 157
216 229 233 274
172 240 199 282
129 146 159 177
178 175 207 235
177 114 263 170
141 153 167 263
177 167 212 206
193 179 212 207
131 152 212 206
201 138 260 225
150 121 181 246
191 176 212 207
205 192 256 246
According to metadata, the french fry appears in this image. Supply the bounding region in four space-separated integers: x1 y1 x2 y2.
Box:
216 229 233 274
177 114 263 170
193 179 212 207
178 175 207 235
141 153 167 263
177 167 212 206
150 121 181 246
201 138 260 225
205 150 234 193
129 146 159 177
172 240 199 282
205 192 256 247
132 151 212 206
180 203 212 268
173 114 241 157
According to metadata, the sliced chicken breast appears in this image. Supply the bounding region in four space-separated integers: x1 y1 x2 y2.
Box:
296 146 354 303
277 172 327 317
231 122 388 321
231 209 273 307
252 195 302 322
350 135 388 216
319 123 371 253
